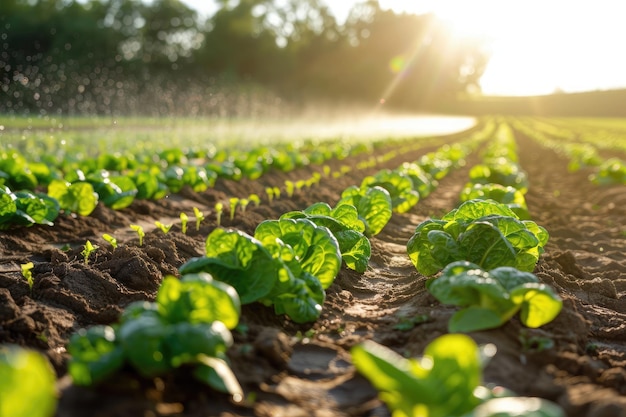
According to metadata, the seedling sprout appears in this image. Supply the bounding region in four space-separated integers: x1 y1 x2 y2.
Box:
215 203 224 226
21 262 34 292
155 221 172 234
193 207 204 231
130 224 145 246
102 234 117 249
180 212 189 234
229 198 239 220
81 240 98 264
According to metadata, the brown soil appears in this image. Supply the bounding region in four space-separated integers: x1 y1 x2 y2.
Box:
1 127 625 417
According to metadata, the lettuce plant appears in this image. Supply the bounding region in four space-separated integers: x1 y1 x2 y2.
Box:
265 187 275 204
397 162 437 198
254 218 342 289
281 202 371 273
155 221 172 234
407 199 549 276
360 169 419 213
229 197 238 220
468 161 529 194
352 334 492 417
47 179 99 216
179 227 334 323
427 261 563 332
338 185 393 237
215 202 224 226
459 183 529 219
248 193 261 207
68 273 243 400
87 170 138 210
352 333 564 417
589 157 626 186
0 186 60 229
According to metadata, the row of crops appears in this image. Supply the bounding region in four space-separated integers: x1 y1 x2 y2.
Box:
1 116 624 417
511 117 626 186
1 116 479 229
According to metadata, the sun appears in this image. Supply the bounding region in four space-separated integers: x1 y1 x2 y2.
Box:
379 0 626 96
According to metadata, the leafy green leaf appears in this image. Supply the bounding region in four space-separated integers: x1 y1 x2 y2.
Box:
427 261 562 332
67 325 125 386
0 345 58 417
194 355 243 401
339 185 393 236
48 179 99 216
254 218 341 289
179 228 285 304
165 321 233 367
361 169 419 213
510 283 563 328
407 219 448 276
280 205 371 273
352 334 490 417
156 274 240 329
272 271 325 323
118 314 170 377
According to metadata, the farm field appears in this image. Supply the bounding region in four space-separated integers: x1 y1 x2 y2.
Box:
1 116 625 417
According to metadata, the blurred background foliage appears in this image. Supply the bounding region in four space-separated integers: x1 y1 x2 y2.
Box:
0 0 489 117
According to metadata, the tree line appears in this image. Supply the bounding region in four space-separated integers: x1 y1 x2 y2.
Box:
0 0 489 117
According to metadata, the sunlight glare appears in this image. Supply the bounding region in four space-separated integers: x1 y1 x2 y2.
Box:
380 0 626 96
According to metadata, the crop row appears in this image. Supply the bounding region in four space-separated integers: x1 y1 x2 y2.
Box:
352 122 564 416
0 119 488 230
528 116 626 153
511 118 626 186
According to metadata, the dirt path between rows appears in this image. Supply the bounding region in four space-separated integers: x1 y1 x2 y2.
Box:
1 125 625 417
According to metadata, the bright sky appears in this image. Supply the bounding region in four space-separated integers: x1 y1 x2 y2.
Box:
181 0 626 96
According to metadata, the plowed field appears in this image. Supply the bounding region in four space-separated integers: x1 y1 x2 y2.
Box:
1 127 625 417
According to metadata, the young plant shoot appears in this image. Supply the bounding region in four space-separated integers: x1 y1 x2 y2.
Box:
155 220 172 234
81 240 98 264
215 203 224 226
193 207 205 231
130 224 145 246
21 262 34 292
102 233 117 250
248 193 261 207
180 212 188 234
229 198 239 220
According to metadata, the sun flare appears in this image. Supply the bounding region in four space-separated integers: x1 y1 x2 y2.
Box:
380 0 626 96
